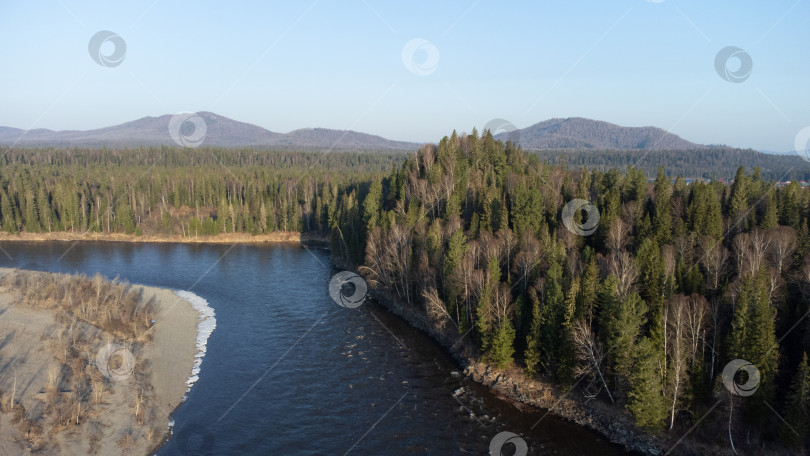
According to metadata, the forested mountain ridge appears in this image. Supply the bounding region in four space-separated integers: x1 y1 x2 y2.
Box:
499 117 702 150
0 112 421 150
3 133 810 453
535 147 810 181
329 130 810 454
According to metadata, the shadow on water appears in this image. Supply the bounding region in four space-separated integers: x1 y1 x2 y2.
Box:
0 241 636 455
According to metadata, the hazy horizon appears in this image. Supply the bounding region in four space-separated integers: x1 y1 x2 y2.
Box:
1 1 808 152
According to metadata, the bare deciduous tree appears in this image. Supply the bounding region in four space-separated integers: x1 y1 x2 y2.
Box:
608 251 637 299
667 295 688 429
606 216 631 253
699 236 729 292
572 319 614 404
766 226 796 275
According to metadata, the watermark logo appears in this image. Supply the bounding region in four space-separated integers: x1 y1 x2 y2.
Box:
489 431 528 456
562 199 600 236
722 359 760 397
794 126 810 162
401 38 440 76
714 46 752 83
95 343 135 381
176 425 216 455
169 112 208 148
329 271 367 308
88 30 127 68
484 118 520 145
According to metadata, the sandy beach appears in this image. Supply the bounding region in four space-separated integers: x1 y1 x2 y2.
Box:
0 268 204 455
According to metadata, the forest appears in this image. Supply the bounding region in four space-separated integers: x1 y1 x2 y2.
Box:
2 133 810 451
534 147 810 182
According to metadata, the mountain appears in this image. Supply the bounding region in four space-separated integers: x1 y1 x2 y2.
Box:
496 117 703 150
0 114 714 151
0 112 421 151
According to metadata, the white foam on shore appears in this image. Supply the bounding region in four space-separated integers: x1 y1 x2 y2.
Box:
174 290 216 398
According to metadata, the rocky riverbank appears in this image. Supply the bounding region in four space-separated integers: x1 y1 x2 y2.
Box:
360 285 663 455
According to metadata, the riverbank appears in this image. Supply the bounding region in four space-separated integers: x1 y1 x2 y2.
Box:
0 230 329 245
360 281 799 455
361 287 664 455
0 268 201 455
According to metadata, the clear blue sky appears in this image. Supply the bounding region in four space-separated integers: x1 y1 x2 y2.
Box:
0 0 807 151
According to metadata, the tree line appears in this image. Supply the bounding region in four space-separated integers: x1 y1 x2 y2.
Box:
331 130 810 452
0 148 400 237
535 147 810 182
3 134 810 450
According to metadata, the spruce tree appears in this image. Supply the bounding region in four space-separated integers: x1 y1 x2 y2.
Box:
653 167 673 244
539 260 565 372
362 180 382 231
628 337 668 430
476 256 500 351
524 295 542 377
489 318 516 369
781 353 810 447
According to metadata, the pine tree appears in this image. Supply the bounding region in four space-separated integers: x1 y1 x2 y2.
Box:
781 353 810 447
489 318 516 369
760 193 778 229
1 188 17 233
444 229 467 325
524 295 542 377
600 276 647 382
476 256 500 351
729 166 749 230
23 188 41 233
575 258 599 321
362 180 382 231
726 268 779 422
628 337 669 430
637 238 666 348
653 167 673 244
558 277 580 388
539 260 565 372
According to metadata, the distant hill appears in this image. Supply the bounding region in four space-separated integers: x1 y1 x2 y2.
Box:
496 117 703 150
0 112 421 151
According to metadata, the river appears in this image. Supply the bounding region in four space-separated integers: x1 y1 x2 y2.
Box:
0 241 633 455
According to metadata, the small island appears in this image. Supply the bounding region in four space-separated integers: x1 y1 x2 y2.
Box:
0 268 201 455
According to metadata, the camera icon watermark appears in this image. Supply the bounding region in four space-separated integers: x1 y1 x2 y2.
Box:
401 38 440 76
329 271 368 308
95 343 135 381
489 431 528 456
88 30 127 68
722 359 760 397
169 112 208 148
176 425 216 455
562 199 600 236
794 126 810 162
714 46 752 83
484 118 520 145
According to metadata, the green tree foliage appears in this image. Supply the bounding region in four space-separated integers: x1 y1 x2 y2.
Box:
6 133 810 450
628 337 668 430
489 318 516 369
781 353 810 447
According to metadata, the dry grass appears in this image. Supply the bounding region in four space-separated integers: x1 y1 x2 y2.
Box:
0 269 163 452
1 270 156 341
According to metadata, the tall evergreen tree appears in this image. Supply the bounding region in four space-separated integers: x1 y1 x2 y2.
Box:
781 353 810 447
628 336 668 430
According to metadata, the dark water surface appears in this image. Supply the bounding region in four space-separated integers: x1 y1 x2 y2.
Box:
0 241 632 455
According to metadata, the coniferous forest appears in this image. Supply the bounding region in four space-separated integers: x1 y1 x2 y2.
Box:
3 131 810 452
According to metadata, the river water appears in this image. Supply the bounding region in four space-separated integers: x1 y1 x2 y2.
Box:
0 241 632 455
